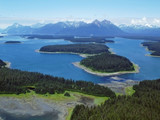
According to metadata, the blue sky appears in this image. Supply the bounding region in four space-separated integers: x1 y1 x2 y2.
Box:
0 0 160 28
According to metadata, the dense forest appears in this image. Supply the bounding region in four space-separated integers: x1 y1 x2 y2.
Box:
0 59 6 68
65 38 114 43
5 41 21 44
40 44 110 54
142 42 160 56
0 67 115 97
71 79 160 120
80 53 134 72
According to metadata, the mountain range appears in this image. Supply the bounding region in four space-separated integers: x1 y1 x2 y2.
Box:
119 24 160 36
1 20 160 37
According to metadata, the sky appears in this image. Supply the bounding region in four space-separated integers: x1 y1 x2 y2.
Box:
0 0 160 28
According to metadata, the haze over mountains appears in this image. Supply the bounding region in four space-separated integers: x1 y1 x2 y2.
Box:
1 19 160 37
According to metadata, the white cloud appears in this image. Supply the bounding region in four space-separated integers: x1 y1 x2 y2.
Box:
153 19 160 24
131 17 148 25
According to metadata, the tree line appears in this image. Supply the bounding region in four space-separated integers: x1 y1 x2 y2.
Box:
71 79 160 120
40 44 110 54
0 67 115 98
142 42 160 56
80 53 134 73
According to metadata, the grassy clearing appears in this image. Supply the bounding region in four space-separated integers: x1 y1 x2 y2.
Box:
115 92 123 96
125 86 135 96
0 90 109 120
0 91 109 104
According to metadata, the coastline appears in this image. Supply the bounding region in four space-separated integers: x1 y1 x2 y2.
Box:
99 80 139 95
108 48 116 54
73 62 139 77
141 44 160 57
4 61 11 68
35 49 95 58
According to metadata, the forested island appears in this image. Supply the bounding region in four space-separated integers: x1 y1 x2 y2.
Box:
39 44 110 54
39 44 138 76
142 42 160 56
5 41 21 44
73 53 138 76
71 79 160 120
65 38 114 43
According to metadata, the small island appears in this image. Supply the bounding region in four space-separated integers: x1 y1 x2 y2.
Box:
65 37 114 43
73 53 139 76
142 42 160 57
5 41 21 44
39 44 110 55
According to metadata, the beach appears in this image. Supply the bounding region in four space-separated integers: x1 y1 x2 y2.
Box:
73 62 139 77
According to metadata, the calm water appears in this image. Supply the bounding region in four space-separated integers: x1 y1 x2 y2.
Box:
107 37 160 81
0 36 160 84
1 36 160 120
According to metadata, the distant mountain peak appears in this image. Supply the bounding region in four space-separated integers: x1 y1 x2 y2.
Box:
92 19 101 25
101 20 112 24
92 19 113 27
12 23 22 28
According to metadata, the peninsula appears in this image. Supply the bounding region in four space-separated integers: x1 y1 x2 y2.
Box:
142 42 160 57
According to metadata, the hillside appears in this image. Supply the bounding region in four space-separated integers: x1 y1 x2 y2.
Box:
71 79 160 120
0 67 115 97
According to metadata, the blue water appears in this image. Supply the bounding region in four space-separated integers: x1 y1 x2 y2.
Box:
107 37 160 81
0 36 160 84
1 36 160 120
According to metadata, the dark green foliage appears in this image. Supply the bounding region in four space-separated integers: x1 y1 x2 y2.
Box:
5 41 21 44
0 59 6 68
80 53 134 72
40 44 110 54
64 92 70 97
0 68 115 97
65 38 114 43
142 42 160 56
71 79 160 120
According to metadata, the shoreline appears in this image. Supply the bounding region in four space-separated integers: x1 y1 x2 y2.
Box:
73 62 139 77
35 49 96 58
141 44 160 57
4 61 11 68
99 80 139 95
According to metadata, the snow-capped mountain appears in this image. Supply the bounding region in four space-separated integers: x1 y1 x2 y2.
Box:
119 24 160 36
4 23 33 35
31 23 45 28
4 20 125 36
